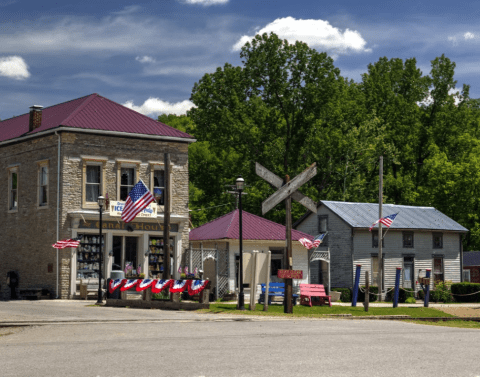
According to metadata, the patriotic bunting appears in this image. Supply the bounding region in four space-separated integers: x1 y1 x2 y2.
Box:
170 280 190 293
120 279 140 291
109 278 125 294
135 279 154 291
151 279 173 293
188 280 209 296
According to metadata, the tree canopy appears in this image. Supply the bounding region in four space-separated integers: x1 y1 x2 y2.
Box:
161 32 480 250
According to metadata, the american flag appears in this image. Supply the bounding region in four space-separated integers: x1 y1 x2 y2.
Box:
121 180 155 223
52 238 80 249
369 213 398 231
299 233 326 249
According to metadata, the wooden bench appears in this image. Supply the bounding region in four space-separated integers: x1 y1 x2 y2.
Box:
300 284 331 307
80 279 105 300
258 282 298 305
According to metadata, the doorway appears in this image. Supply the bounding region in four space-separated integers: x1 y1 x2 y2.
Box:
112 236 139 274
403 257 414 289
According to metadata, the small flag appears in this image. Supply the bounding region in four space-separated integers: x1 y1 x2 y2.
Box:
52 238 80 249
299 233 326 250
184 266 189 274
369 213 398 231
121 180 155 223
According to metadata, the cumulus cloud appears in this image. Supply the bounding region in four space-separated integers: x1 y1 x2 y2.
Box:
0 55 30 80
464 32 475 40
135 55 156 63
123 98 195 116
181 0 228 5
232 17 371 57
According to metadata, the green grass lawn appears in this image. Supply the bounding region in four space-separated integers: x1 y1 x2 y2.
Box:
407 320 480 329
199 303 455 318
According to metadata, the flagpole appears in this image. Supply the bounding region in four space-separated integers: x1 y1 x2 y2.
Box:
378 156 383 301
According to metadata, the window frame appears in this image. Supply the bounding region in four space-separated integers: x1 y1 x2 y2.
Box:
317 215 328 246
463 269 471 282
149 161 172 212
402 231 414 248
432 232 443 249
371 230 384 248
7 165 19 213
81 156 107 209
116 160 140 202
433 256 445 283
37 160 49 208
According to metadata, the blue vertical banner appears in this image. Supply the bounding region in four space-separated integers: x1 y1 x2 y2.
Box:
393 267 401 308
352 264 362 307
424 269 431 308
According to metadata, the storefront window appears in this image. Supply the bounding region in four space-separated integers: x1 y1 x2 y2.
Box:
148 236 174 278
76 234 104 280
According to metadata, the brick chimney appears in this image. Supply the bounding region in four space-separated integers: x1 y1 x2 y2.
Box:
29 105 43 131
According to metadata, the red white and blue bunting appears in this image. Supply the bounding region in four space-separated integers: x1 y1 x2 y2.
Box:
151 279 174 294
107 279 210 295
136 279 154 291
188 280 210 296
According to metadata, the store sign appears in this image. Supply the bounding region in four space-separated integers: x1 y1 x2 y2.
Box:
277 269 303 279
109 201 157 218
78 220 178 232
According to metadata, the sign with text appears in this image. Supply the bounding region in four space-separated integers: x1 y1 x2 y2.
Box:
78 220 178 233
109 201 157 218
277 269 303 279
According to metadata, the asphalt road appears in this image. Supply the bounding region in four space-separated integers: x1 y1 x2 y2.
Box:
0 301 479 377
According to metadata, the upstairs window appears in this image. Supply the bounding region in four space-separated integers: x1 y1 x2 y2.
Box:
38 161 49 207
403 232 414 248
433 233 443 249
153 169 165 206
8 167 18 211
317 215 328 246
120 168 135 201
86 165 101 203
372 231 384 248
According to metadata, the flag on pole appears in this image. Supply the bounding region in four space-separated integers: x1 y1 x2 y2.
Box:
52 238 80 249
121 180 155 223
369 213 398 231
299 233 326 250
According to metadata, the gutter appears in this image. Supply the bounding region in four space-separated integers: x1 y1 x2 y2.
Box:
0 126 197 147
55 131 61 299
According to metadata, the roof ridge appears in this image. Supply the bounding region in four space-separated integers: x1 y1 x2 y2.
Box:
322 200 435 209
60 93 98 126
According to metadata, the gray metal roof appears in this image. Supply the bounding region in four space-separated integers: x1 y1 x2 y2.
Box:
321 201 468 232
464 251 480 266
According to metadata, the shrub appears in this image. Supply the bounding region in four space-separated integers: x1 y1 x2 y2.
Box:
429 281 453 303
418 289 425 300
152 291 170 300
385 287 415 303
405 297 416 303
450 282 480 303
356 286 378 303
332 287 352 302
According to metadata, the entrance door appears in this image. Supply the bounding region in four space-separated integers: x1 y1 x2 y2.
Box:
112 236 139 275
403 257 414 289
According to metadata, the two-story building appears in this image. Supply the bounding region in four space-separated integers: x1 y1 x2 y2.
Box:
0 94 195 299
294 201 468 294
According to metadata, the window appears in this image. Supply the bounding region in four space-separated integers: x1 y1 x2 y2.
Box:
433 233 443 249
8 167 18 211
403 232 414 248
317 215 328 246
433 257 444 283
37 160 49 207
463 269 471 282
153 169 165 205
372 231 384 248
120 168 135 201
86 165 101 202
403 256 414 288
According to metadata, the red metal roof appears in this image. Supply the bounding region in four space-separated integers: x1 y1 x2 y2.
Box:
0 94 193 142
189 209 314 242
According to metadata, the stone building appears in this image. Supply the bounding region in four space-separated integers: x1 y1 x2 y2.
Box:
0 94 195 299
294 201 468 294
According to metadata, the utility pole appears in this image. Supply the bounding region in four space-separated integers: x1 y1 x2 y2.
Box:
163 153 171 280
378 156 383 301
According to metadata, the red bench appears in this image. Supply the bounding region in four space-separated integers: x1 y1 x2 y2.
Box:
299 284 332 307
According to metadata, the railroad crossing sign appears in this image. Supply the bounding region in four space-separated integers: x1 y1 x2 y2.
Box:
256 162 317 314
256 162 317 214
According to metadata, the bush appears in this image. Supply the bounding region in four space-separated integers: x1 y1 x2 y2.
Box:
405 297 416 303
332 287 352 302
356 286 378 303
450 282 480 303
152 291 170 300
429 281 453 303
385 287 415 303
418 289 425 300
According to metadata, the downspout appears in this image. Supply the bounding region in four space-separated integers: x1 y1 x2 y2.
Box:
55 131 61 298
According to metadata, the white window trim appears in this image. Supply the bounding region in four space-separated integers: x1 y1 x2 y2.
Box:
116 160 140 202
7 165 19 213
37 159 49 209
82 156 107 209
149 161 173 213
463 269 471 283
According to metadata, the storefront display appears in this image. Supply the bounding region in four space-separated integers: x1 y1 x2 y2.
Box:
76 234 105 279
148 236 174 278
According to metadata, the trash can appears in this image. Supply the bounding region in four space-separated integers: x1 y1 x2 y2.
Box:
107 271 125 299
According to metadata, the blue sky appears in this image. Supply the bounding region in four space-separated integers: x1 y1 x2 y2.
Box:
1 0 480 120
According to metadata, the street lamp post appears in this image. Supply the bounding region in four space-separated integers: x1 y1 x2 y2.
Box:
236 176 245 310
97 195 105 305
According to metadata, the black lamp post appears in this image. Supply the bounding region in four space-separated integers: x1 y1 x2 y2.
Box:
96 195 105 305
236 176 245 310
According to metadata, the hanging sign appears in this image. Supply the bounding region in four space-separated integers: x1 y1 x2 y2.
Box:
277 270 303 279
110 201 157 218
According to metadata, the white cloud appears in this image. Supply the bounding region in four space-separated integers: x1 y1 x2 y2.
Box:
464 32 475 40
232 17 371 57
123 98 195 116
135 56 156 63
181 0 228 5
0 56 30 80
